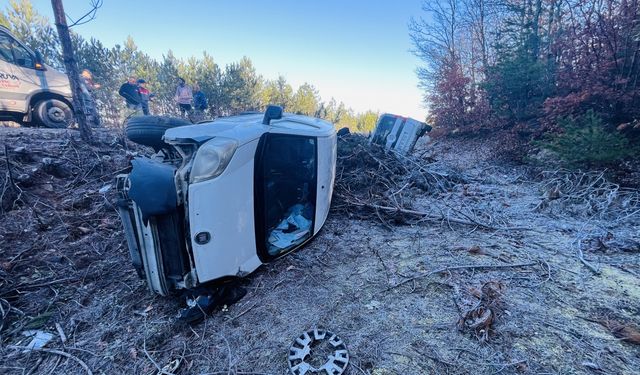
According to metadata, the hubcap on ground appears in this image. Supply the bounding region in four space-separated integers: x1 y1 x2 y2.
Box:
288 328 349 375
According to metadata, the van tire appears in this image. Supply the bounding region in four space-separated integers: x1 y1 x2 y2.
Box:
33 99 72 128
126 116 191 150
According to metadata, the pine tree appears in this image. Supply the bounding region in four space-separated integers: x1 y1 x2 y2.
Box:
291 83 320 116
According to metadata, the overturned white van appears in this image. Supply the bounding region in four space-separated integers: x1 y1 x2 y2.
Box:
117 107 337 301
370 113 432 155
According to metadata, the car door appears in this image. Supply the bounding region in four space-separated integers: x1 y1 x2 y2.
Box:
254 132 318 262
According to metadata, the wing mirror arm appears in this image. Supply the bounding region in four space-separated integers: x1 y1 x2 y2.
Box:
34 51 46 71
262 105 283 125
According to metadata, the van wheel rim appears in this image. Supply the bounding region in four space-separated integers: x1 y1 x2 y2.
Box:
47 107 65 122
288 328 349 375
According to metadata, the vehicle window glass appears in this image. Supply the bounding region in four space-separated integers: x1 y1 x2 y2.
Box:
0 33 14 63
372 115 398 145
12 43 34 68
255 134 317 259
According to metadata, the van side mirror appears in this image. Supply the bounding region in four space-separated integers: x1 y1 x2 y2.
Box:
262 105 283 125
34 51 46 71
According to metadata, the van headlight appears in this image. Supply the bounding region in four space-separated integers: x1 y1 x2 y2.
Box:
189 137 238 183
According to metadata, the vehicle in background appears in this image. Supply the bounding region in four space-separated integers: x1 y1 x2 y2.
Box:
117 107 337 300
370 113 432 155
0 25 73 128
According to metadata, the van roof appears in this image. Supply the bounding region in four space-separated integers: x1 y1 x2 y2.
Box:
164 112 335 145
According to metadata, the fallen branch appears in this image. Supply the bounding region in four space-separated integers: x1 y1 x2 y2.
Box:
229 302 257 321
342 197 529 231
2 278 78 295
8 346 93 375
577 246 600 275
143 317 176 375
384 262 537 292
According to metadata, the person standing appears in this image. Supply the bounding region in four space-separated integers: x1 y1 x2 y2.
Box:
118 76 143 124
137 79 153 115
118 76 142 112
192 83 208 122
174 77 193 116
79 69 101 126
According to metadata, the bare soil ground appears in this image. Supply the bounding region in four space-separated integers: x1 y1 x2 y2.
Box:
0 127 638 375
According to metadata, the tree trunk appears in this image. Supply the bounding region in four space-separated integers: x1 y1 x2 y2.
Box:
51 0 93 143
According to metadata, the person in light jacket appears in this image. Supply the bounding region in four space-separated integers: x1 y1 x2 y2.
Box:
174 77 193 116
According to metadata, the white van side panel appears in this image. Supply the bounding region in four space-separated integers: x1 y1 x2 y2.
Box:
188 139 262 283
0 59 28 112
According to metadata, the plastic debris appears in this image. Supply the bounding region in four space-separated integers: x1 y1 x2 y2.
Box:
98 184 112 194
21 330 54 351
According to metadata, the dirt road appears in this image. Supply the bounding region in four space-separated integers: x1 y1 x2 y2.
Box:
0 127 638 374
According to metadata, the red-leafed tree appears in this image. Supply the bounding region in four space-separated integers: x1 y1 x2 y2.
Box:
412 0 639 164
544 0 640 127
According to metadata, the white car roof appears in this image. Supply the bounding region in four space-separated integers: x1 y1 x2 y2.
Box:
164 113 335 145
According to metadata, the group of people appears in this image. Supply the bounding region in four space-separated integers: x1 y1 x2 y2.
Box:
118 76 155 116
118 76 208 119
175 78 208 116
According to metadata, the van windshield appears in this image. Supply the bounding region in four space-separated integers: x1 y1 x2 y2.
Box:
0 33 14 63
254 133 317 260
0 32 34 68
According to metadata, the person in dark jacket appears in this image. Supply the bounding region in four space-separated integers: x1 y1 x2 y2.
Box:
193 83 207 111
191 83 208 122
118 76 142 112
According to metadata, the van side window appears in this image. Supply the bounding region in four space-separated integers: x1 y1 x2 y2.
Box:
12 43 34 68
0 33 14 63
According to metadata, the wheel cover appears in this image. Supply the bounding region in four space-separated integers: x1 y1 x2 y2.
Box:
46 106 66 123
288 328 349 375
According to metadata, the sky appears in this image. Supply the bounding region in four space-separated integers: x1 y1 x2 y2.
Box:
29 0 428 120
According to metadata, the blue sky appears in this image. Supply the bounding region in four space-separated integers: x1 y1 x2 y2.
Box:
31 0 428 119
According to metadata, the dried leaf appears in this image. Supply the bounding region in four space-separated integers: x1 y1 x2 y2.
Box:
609 321 640 345
515 361 528 373
468 287 482 298
159 358 181 374
468 245 485 255
468 308 493 330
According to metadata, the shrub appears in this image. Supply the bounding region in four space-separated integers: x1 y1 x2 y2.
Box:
541 110 637 167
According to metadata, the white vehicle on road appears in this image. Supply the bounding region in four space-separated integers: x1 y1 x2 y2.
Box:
117 107 336 320
0 25 73 128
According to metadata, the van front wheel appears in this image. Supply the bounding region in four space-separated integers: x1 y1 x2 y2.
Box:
34 99 72 128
